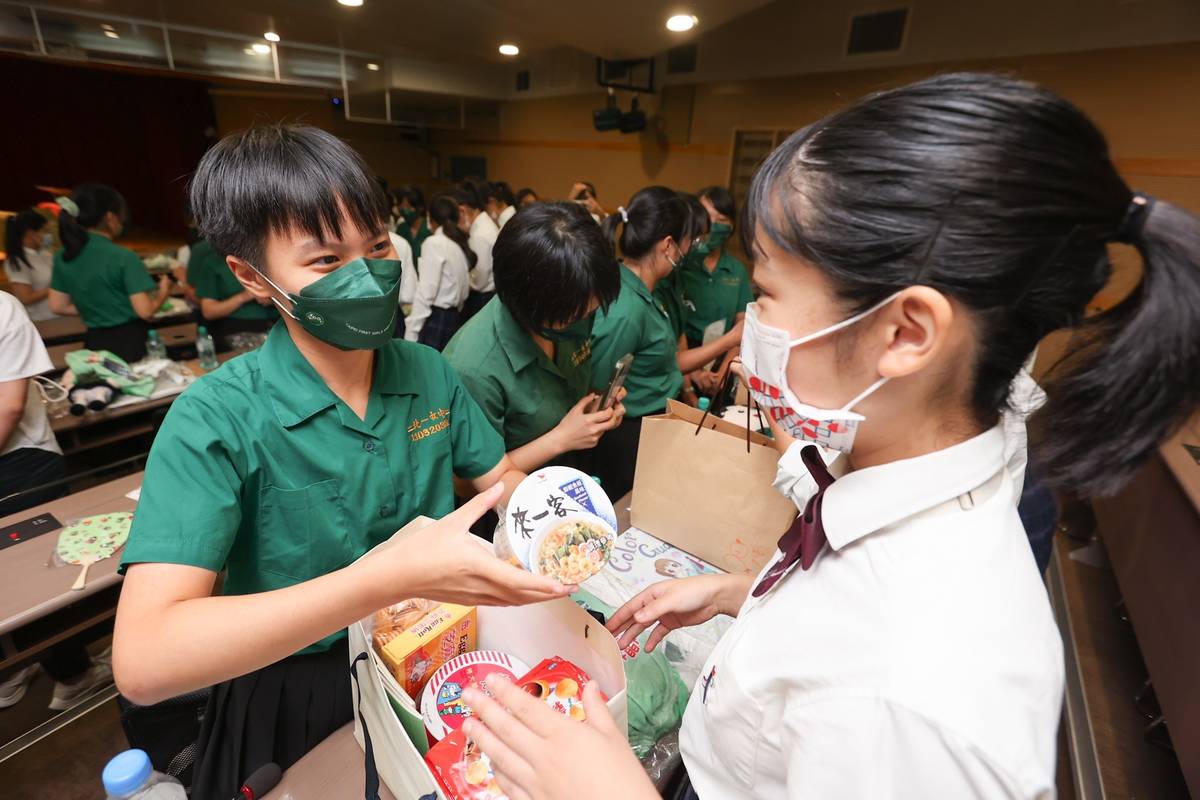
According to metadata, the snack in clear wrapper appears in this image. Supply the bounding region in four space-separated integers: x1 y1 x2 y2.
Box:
371 598 440 651
531 514 615 585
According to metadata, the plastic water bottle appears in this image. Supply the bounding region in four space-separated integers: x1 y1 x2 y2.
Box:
103 749 186 799
145 330 167 361
196 325 219 371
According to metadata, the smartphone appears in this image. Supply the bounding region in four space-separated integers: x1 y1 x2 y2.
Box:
596 354 634 411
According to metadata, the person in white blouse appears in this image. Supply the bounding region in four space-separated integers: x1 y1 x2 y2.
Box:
456 73 1200 800
404 194 473 350
387 230 417 339
484 181 518 230
453 180 501 321
4 210 59 321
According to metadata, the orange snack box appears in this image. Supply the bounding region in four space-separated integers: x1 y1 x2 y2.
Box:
377 603 477 698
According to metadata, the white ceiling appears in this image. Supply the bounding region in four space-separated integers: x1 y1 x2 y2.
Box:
35 0 773 62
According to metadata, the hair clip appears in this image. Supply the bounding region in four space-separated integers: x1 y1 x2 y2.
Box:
617 206 629 224
55 196 80 217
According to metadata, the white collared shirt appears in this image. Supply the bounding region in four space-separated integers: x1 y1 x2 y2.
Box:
404 228 471 342
0 293 62 457
680 426 1064 799
4 247 57 321
467 211 500 294
496 205 517 230
388 232 418 307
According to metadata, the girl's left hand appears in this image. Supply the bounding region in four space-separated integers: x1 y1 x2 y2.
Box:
462 676 657 800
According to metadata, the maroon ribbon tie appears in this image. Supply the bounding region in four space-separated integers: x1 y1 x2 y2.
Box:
752 445 837 597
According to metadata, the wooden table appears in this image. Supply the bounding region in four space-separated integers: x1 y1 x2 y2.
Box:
262 491 635 799
1093 411 1200 796
44 323 198 371
34 309 196 347
0 472 141 638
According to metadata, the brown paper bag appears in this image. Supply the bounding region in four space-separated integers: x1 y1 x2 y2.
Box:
631 399 796 574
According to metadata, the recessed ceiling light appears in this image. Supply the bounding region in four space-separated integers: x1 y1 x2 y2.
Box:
243 48 256 54
666 14 698 32
251 43 271 54
101 23 114 31
337 0 364 6
264 31 280 42
104 29 120 38
366 62 380 71
498 43 519 56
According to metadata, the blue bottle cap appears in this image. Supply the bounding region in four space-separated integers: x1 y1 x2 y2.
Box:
197 325 208 336
698 397 711 411
103 749 152 797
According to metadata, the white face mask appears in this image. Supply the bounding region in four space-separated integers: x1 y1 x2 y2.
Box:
739 293 900 453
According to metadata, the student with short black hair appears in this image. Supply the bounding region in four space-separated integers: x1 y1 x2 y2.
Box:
4 209 57 321
406 193 474 349
516 187 539 208
112 124 568 800
679 185 754 351
444 201 624 472
394 184 432 260
484 181 518 229
586 186 693 497
464 71 1200 800
47 184 171 362
453 180 501 320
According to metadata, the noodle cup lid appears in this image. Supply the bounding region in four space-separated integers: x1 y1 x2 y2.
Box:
421 650 530 741
529 513 616 585
503 467 616 569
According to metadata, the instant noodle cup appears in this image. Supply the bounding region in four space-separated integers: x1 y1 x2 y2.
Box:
421 650 530 742
529 513 615 585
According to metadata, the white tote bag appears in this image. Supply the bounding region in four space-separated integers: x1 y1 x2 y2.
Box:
347 516 628 800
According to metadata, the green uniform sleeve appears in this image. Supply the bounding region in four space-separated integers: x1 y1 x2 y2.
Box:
589 308 644 388
443 360 507 479
121 390 243 573
190 255 219 300
453 365 508 442
122 250 157 295
50 255 69 293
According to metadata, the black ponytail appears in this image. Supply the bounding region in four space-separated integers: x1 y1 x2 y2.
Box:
1037 200 1200 494
429 193 477 269
744 71 1200 497
59 183 128 262
4 210 46 270
680 193 711 243
601 185 689 260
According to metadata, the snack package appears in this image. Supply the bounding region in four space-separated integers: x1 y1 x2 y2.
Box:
516 657 604 722
372 598 440 651
376 603 477 698
530 514 615 585
421 651 530 742
425 730 507 800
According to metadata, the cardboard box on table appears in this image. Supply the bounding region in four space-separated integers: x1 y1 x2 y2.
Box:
347 516 628 800
632 399 796 575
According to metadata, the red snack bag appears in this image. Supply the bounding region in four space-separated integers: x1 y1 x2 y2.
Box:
425 729 507 800
515 657 605 722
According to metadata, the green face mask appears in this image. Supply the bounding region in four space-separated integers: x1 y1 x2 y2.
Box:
400 208 417 224
256 257 402 351
539 312 596 372
705 222 733 252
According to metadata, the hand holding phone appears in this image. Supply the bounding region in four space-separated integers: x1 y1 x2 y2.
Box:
595 354 634 412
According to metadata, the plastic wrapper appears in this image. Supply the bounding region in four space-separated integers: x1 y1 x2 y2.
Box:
640 728 684 790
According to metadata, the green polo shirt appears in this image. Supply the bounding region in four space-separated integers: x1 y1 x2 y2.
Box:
444 298 592 452
50 233 156 329
187 239 279 322
680 250 754 344
590 264 683 418
122 324 506 654
652 273 689 342
396 219 432 262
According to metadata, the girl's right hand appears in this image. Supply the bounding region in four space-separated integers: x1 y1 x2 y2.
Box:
606 573 751 652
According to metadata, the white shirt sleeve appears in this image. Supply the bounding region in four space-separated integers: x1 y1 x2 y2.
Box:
0 294 53 381
389 233 418 306
468 233 494 293
783 694 1037 800
5 261 32 286
406 246 443 342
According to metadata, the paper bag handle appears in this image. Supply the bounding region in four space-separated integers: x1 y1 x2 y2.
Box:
694 362 757 453
350 651 382 800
